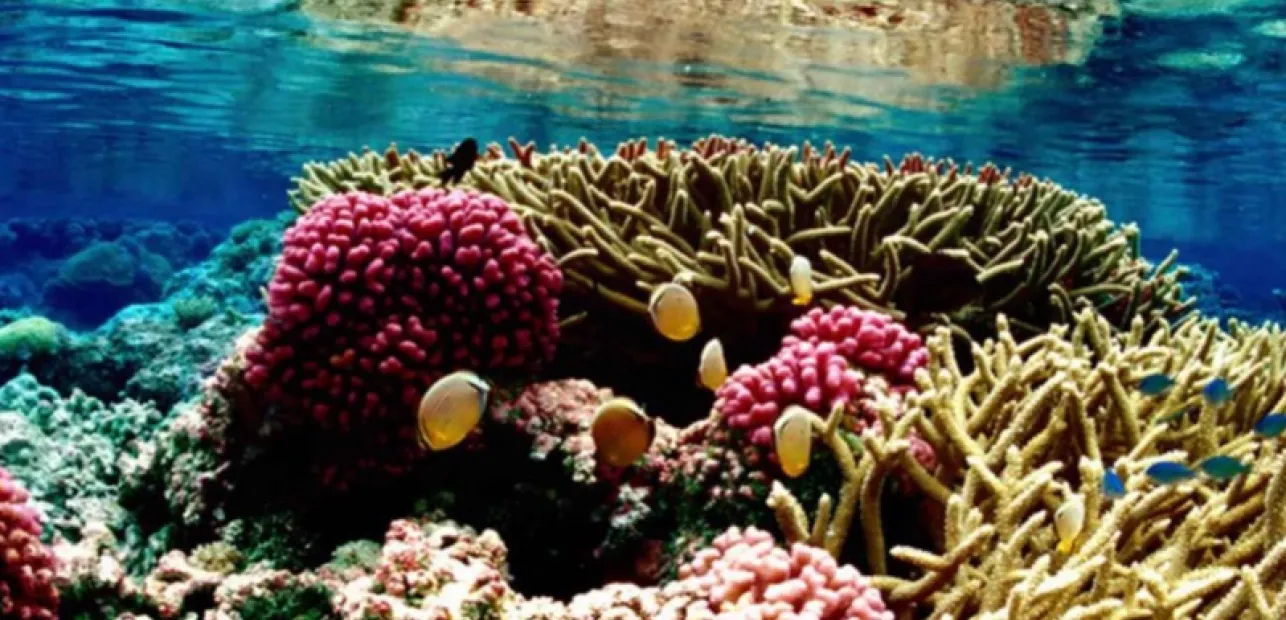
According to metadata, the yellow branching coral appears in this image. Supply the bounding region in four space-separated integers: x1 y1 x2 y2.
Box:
781 308 1286 617
289 136 1191 342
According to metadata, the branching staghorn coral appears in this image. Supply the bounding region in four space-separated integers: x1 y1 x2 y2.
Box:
290 136 1191 345
771 307 1286 617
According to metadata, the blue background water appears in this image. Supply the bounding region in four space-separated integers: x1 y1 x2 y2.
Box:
1 0 1284 312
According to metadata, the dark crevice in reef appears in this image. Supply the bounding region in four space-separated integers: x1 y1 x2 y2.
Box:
545 293 796 427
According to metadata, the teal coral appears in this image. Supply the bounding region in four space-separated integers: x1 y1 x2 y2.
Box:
0 373 163 539
0 316 64 359
171 296 217 330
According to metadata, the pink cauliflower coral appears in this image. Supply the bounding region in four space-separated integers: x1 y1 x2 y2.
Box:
785 306 927 385
714 307 935 474
667 526 892 620
0 468 58 619
242 189 562 474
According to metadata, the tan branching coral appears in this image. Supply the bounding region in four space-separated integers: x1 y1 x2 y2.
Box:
290 136 1190 343
773 308 1286 617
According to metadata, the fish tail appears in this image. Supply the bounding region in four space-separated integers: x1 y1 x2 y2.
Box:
792 293 812 306
436 166 454 186
1057 538 1073 555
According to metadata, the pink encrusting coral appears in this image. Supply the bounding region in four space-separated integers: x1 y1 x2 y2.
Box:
663 526 893 619
714 307 934 473
240 189 563 477
0 467 59 619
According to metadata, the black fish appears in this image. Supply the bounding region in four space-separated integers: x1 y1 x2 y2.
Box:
898 252 983 314
438 137 479 187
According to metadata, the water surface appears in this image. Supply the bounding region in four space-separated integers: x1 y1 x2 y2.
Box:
1 0 1284 304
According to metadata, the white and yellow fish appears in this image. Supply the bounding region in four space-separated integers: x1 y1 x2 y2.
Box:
417 371 490 451
1054 493 1085 555
789 255 813 306
591 397 656 468
648 282 701 342
697 338 728 391
774 405 815 478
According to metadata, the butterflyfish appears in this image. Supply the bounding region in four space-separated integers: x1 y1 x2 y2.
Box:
648 282 701 342
1138 373 1175 396
1254 413 1286 438
417 370 490 451
1198 455 1250 481
774 406 814 478
1203 378 1232 406
590 397 655 468
1145 461 1197 485
1054 493 1085 555
697 338 728 391
789 255 813 306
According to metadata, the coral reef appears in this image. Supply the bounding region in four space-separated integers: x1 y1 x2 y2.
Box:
12 132 1286 620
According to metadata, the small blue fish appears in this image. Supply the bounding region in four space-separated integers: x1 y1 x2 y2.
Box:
1102 469 1126 498
1203 378 1232 406
1198 455 1250 481
1254 413 1286 438
1145 461 1197 485
1138 373 1175 396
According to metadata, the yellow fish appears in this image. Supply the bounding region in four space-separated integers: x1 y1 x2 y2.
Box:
417 371 490 451
698 338 728 391
591 397 655 468
789 255 813 306
774 405 814 478
1054 493 1085 555
648 282 701 342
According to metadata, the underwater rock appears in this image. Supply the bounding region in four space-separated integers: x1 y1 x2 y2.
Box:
0 374 163 541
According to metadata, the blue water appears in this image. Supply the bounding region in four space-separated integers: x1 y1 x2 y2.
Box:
2 0 1285 318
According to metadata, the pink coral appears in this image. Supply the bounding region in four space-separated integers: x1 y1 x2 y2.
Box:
714 308 932 467
785 307 927 385
668 526 893 620
241 189 562 481
333 518 515 619
0 467 58 619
